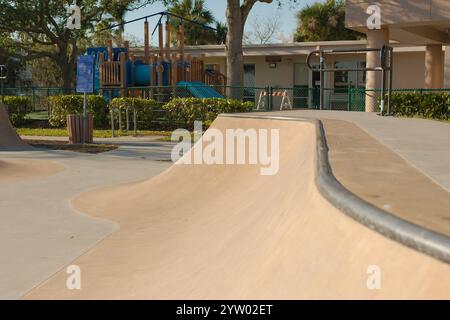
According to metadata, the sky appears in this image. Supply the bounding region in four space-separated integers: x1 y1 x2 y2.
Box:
123 0 324 45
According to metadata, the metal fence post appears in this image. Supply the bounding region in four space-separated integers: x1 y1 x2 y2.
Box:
133 107 137 136
264 86 269 111
268 86 273 111
348 86 352 111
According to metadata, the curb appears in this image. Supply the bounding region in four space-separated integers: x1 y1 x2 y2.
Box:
220 113 450 264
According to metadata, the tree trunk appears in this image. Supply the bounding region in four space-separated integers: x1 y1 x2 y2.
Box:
226 0 245 99
58 42 77 93
61 63 74 91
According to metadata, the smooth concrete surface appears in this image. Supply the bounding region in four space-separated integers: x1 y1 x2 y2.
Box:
0 143 172 299
322 119 450 237
0 159 64 182
26 116 450 299
22 135 176 161
253 110 450 192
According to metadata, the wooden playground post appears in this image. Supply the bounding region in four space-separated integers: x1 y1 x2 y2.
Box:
124 41 130 60
107 39 113 62
158 22 164 58
130 54 136 87
144 20 150 64
156 55 164 102
172 54 178 96
172 54 178 86
165 19 171 61
150 54 156 99
157 55 164 86
99 52 105 89
119 52 127 97
200 54 206 83
192 57 198 82
186 54 192 82
179 24 185 61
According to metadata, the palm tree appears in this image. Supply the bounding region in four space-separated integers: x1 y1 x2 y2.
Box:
294 0 364 42
168 0 216 45
214 21 228 45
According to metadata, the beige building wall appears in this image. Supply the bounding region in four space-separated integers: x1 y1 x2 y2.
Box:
203 51 432 90
393 52 427 88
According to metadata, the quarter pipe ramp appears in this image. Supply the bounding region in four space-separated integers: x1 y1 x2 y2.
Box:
0 103 29 149
26 116 450 299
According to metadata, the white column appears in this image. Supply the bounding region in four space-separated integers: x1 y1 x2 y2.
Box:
443 46 450 88
365 28 389 112
425 44 444 89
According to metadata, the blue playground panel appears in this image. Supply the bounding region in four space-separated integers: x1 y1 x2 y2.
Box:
178 82 224 98
134 62 170 86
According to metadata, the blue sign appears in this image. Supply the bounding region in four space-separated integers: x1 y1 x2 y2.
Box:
76 55 95 93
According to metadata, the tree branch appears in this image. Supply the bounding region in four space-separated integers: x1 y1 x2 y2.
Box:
240 0 273 27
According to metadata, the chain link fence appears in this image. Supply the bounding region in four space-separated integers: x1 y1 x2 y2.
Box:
3 85 449 116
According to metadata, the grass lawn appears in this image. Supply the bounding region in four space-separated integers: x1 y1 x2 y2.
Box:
17 128 173 139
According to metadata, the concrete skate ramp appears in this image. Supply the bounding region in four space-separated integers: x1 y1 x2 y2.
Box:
26 116 450 299
0 103 29 149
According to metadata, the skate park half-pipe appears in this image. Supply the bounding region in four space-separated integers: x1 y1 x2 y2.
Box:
26 115 450 299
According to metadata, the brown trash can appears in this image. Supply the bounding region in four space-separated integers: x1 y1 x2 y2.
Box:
67 114 93 144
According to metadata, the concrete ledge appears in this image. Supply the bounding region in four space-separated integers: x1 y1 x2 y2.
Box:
220 113 450 264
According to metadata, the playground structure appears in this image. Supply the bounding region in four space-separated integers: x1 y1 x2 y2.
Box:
86 12 227 101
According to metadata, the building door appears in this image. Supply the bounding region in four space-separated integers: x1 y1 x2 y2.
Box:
309 64 329 109
243 64 256 102
293 63 309 108
333 60 366 110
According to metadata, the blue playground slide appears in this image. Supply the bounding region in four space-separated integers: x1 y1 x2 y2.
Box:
178 82 224 98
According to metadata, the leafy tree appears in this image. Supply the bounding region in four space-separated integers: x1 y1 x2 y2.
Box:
0 33 25 87
0 0 170 89
294 0 364 42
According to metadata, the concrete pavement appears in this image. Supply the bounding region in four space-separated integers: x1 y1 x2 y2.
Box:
0 140 172 299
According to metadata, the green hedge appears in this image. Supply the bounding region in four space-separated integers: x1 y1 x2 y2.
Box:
47 95 108 127
390 92 449 120
110 97 158 130
163 98 254 128
2 96 32 126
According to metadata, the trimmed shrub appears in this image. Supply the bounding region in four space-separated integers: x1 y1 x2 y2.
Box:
2 96 32 126
163 98 254 128
48 95 108 128
110 97 158 130
389 92 449 120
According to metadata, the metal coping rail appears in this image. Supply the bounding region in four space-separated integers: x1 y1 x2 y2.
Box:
219 113 450 265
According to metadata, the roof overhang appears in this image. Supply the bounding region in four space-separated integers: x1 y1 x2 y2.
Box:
345 0 450 45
